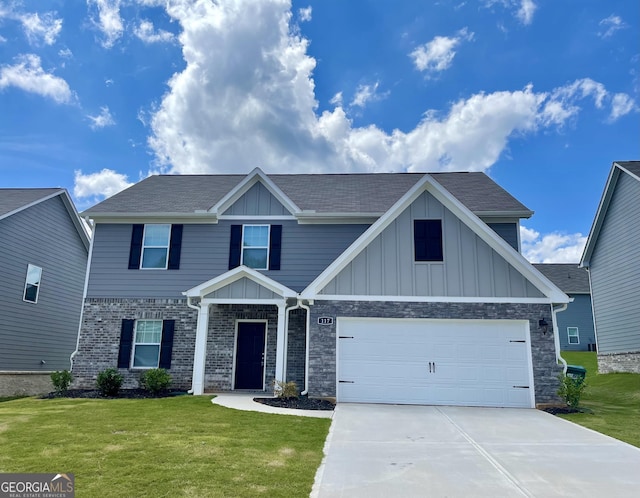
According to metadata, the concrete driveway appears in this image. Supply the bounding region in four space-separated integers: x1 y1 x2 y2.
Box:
312 404 640 497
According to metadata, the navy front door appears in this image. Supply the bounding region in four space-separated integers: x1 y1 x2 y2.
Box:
234 322 266 389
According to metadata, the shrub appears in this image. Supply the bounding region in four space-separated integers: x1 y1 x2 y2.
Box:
557 373 587 410
51 370 72 394
273 380 299 399
96 368 124 397
140 368 172 394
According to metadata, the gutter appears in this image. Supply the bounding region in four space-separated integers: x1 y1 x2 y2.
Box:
552 303 569 374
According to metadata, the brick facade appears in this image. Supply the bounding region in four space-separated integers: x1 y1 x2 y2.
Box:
597 351 640 374
307 300 562 405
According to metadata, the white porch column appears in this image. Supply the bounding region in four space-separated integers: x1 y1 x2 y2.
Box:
274 303 287 384
191 304 210 395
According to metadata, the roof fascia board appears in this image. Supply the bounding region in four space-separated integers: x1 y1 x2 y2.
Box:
183 265 297 298
85 214 219 224
302 174 569 303
474 210 534 218
209 167 300 216
315 295 553 304
580 163 622 267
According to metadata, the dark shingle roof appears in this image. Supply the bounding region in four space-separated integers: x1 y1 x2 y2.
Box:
533 264 590 294
617 161 640 177
83 172 532 217
0 188 62 218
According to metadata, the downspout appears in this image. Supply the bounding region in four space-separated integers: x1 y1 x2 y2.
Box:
553 303 569 375
186 296 200 394
300 300 311 396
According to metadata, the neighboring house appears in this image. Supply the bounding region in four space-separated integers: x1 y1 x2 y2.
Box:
533 264 595 351
581 161 640 374
0 189 90 396
72 168 569 408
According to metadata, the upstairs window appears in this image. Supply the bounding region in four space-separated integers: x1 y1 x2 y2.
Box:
23 264 42 303
242 225 270 270
414 220 443 262
567 327 580 345
141 224 171 269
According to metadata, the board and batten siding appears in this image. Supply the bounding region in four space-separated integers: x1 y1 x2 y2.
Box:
319 191 543 298
557 294 595 351
590 172 640 354
204 277 280 300
86 221 369 297
222 182 291 216
0 196 88 371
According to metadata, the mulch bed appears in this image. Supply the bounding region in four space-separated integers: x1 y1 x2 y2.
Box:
253 396 335 411
542 406 582 415
41 389 189 399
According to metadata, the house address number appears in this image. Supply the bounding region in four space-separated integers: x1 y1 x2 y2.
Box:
318 317 334 325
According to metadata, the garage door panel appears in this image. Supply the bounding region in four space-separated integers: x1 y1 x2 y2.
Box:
337 318 533 408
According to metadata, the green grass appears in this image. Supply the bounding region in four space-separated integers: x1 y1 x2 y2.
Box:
559 351 640 447
0 396 331 497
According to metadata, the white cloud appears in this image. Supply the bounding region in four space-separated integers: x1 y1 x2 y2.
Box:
0 54 72 104
73 168 132 200
598 14 627 39
87 106 116 129
410 28 473 75
485 1 537 26
609 93 636 121
58 48 73 58
350 82 387 109
144 0 634 176
87 0 123 48
20 12 63 45
134 19 175 43
298 6 312 22
520 226 587 264
0 35 6 43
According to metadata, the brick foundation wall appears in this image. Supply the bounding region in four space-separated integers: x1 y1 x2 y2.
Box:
72 298 197 390
597 351 640 374
0 373 53 396
307 301 562 405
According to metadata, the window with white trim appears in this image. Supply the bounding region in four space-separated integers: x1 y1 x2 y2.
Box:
241 225 270 270
23 264 42 303
141 224 171 269
567 327 580 345
132 320 162 368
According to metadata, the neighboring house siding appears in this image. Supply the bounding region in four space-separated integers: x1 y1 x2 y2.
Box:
590 172 640 354
0 196 87 371
557 294 596 351
486 222 519 251
320 192 543 298
86 221 369 297
222 182 290 216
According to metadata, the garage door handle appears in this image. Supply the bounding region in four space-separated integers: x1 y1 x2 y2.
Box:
339 380 355 384
513 386 529 389
433 362 436 373
428 362 431 373
428 362 436 373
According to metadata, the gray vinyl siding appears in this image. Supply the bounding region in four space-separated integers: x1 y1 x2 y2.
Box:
222 182 290 216
204 278 280 299
320 191 543 298
589 173 640 354
86 221 369 297
0 196 88 371
557 294 596 351
487 222 519 251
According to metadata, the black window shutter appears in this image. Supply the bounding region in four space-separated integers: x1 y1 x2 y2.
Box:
159 320 175 369
168 224 183 270
128 224 144 269
414 220 443 262
229 225 242 269
118 319 135 368
269 225 282 270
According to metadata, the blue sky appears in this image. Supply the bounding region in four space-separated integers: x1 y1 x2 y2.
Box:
0 0 638 263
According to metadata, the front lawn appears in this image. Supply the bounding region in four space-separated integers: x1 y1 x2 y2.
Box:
0 396 331 497
559 351 640 447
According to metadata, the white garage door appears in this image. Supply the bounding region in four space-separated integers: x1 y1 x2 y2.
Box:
337 318 534 408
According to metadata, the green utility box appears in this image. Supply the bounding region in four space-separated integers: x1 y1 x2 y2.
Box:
566 365 587 383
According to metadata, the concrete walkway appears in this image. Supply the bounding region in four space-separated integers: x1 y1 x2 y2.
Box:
210 392 333 419
312 403 640 497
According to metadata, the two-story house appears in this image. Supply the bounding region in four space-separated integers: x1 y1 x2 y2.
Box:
0 189 89 396
72 169 569 407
